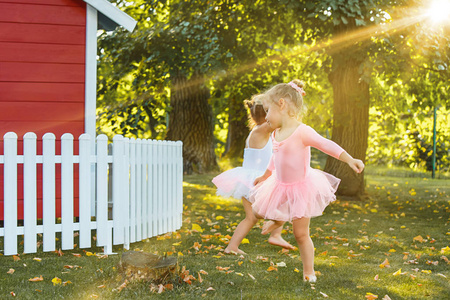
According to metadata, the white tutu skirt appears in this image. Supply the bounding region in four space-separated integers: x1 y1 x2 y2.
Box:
212 167 263 201
250 169 340 222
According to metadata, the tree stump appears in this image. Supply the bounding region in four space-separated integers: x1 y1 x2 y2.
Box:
118 251 178 283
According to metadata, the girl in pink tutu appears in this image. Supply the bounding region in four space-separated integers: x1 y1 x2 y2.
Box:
251 80 364 282
212 94 293 254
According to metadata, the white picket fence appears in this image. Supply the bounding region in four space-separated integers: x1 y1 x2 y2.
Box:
0 132 183 256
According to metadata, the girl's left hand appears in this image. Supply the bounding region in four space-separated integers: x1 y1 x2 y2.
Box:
349 159 365 173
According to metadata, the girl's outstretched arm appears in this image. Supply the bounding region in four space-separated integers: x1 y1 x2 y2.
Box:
339 151 365 173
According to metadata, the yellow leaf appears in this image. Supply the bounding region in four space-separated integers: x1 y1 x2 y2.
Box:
52 277 62 286
267 266 277 272
294 268 300 273
173 242 182 246
388 249 396 252
421 270 432 274
216 216 224 220
216 205 221 209
33 257 42 262
370 209 378 213
85 251 95 256
63 281 72 286
235 272 244 276
365 293 379 300
441 246 450 254
393 269 402 276
178 252 184 256
241 238 249 244
192 224 203 232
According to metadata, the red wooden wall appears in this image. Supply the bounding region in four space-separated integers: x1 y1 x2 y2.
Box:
0 0 87 220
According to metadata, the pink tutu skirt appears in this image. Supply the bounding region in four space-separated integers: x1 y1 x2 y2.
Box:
212 167 263 201
250 169 340 221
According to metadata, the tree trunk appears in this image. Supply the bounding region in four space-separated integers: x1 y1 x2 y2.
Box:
166 72 218 174
222 97 249 161
324 55 369 198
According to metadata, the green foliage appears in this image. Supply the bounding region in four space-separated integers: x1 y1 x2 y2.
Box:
95 0 450 174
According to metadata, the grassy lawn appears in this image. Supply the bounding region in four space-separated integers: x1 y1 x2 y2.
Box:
1 166 449 299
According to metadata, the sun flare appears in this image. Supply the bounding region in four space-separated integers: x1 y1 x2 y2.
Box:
427 0 450 24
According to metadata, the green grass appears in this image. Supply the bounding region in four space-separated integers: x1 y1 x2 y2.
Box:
1 167 449 299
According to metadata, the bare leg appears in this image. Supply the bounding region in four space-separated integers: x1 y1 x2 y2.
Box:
292 218 316 281
268 224 295 250
224 197 258 255
261 219 284 235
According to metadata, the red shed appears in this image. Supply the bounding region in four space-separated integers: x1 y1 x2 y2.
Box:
0 0 137 220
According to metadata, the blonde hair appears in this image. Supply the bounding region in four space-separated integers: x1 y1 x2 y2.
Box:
265 79 306 119
244 94 267 128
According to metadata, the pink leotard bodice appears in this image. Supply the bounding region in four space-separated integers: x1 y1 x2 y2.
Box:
267 124 345 184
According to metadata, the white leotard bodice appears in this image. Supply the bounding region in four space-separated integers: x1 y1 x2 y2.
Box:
242 133 272 172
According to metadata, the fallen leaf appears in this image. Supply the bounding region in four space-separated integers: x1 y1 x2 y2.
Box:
72 253 82 257
374 274 379 281
393 269 402 276
379 258 390 268
413 235 424 243
365 293 378 299
7 269 15 274
206 287 215 291
241 238 249 244
97 285 106 288
320 292 329 298
216 216 224 220
382 295 392 300
192 224 203 232
199 270 208 275
421 270 432 274
248 273 256 280
198 272 203 283
63 281 72 286
267 266 277 272
29 275 44 282
276 262 287 267
33 258 42 262
52 277 62 286
85 251 95 256
13 255 20 261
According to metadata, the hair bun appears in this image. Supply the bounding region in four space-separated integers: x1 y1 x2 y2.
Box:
291 79 304 89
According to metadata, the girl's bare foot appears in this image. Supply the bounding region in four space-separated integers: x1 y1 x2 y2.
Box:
261 220 281 235
268 236 295 250
224 248 246 255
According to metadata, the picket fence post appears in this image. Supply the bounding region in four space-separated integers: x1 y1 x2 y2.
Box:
23 132 37 254
61 133 74 250
4 132 18 255
79 133 91 248
43 133 56 252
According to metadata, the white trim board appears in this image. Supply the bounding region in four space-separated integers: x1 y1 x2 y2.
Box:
83 0 137 32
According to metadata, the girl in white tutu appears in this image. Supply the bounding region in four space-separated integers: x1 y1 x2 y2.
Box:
212 94 293 254
251 80 365 282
